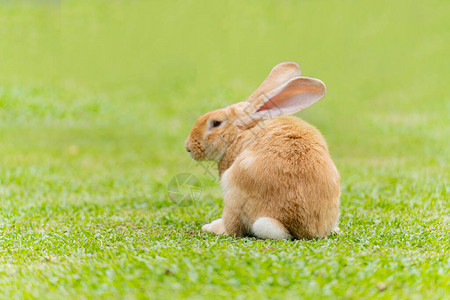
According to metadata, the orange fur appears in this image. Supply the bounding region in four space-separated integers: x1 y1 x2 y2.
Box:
185 62 340 239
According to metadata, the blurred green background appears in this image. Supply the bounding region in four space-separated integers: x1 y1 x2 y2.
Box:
0 0 448 298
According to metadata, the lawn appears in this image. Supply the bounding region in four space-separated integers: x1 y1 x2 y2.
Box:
0 1 449 299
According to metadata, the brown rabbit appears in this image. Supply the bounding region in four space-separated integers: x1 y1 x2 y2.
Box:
185 62 340 239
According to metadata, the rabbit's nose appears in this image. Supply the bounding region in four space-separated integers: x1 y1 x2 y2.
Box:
184 139 191 152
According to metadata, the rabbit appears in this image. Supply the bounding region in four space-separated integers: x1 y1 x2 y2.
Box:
185 62 340 240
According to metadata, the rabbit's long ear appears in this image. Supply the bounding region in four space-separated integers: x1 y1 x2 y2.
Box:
248 76 326 120
247 62 301 102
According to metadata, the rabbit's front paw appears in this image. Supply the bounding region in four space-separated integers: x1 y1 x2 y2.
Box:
202 218 226 235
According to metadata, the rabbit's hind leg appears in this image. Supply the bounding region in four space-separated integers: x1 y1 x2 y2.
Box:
252 217 292 240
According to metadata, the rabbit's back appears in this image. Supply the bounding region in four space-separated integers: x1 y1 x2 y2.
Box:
223 116 340 238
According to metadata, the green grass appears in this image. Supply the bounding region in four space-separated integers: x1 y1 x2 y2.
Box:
0 0 449 299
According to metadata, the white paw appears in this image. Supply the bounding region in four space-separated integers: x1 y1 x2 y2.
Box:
202 223 212 232
202 218 225 235
332 226 341 234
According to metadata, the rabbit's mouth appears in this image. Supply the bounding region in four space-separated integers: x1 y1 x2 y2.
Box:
185 141 206 161
189 150 205 161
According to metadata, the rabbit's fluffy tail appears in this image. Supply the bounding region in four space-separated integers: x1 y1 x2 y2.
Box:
252 217 292 240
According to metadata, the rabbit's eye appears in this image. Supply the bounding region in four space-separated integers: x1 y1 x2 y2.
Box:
212 120 222 127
